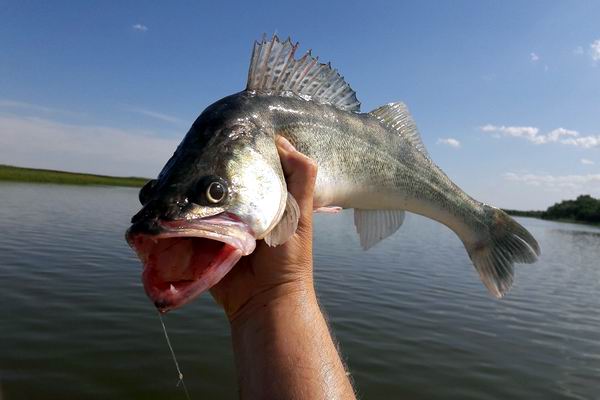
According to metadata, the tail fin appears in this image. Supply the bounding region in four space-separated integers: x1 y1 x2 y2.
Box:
466 206 540 298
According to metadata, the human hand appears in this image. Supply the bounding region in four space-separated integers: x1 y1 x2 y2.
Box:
210 136 318 322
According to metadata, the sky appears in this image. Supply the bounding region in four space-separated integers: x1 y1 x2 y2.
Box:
1 0 599 210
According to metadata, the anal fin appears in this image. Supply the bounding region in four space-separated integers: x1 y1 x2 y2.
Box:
354 209 405 250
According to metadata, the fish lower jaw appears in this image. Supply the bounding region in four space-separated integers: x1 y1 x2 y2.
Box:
126 215 257 312
142 241 243 313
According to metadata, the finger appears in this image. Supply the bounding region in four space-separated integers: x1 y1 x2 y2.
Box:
276 136 317 227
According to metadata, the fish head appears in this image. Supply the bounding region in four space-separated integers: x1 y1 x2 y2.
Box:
126 101 287 312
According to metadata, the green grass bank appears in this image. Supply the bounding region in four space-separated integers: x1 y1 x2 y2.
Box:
0 165 148 187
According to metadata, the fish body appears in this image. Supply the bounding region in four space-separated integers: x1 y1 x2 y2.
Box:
126 36 540 312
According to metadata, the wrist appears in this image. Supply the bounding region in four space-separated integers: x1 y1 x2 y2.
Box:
228 279 317 327
228 278 356 400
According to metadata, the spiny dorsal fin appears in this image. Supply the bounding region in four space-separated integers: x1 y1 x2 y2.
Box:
246 35 361 112
370 102 429 157
354 209 406 250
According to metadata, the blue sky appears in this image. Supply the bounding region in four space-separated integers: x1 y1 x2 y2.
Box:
1 1 599 209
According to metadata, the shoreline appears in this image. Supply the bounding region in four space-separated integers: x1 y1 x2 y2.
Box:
505 211 600 228
0 164 148 188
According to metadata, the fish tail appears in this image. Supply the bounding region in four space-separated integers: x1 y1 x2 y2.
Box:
464 206 540 297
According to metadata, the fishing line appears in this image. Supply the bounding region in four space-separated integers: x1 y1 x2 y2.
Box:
158 312 192 400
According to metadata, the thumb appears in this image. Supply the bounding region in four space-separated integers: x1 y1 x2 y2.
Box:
275 136 317 228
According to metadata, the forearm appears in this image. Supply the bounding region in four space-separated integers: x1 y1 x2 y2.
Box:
230 283 356 400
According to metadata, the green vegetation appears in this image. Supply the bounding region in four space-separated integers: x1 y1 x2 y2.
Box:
543 195 600 224
0 165 148 187
505 195 600 226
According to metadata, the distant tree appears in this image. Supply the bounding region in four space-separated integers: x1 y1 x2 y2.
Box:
542 195 600 223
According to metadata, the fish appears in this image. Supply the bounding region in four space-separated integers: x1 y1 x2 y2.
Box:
126 35 540 313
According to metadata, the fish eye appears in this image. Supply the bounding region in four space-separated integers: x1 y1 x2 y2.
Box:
206 181 226 204
139 179 157 205
196 175 228 205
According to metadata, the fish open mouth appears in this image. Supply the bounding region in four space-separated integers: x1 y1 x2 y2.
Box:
126 214 256 313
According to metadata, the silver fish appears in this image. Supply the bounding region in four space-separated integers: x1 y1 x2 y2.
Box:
126 36 540 312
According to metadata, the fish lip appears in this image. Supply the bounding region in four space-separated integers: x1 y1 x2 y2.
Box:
126 213 256 257
125 213 256 313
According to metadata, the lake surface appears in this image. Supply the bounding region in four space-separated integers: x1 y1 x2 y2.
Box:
0 183 599 399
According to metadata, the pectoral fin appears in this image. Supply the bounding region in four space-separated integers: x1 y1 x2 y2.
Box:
264 193 300 247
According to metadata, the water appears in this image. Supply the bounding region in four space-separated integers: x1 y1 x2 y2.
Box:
0 183 598 399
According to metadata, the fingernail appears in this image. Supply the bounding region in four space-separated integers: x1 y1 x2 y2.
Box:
277 136 296 153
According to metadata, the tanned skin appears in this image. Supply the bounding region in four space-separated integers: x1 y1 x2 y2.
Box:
211 137 356 400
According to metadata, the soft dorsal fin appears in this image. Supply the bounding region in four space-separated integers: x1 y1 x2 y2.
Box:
246 35 361 112
354 209 406 250
370 102 429 157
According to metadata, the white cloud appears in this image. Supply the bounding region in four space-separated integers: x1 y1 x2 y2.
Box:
0 114 179 177
436 138 461 148
125 106 185 125
0 99 82 117
561 135 600 149
132 24 148 32
481 124 539 141
545 128 579 142
590 39 600 62
481 124 599 148
581 158 595 165
504 172 600 195
530 52 540 62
